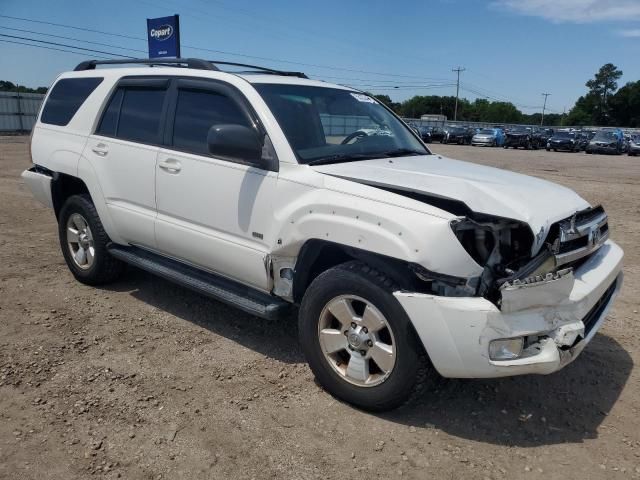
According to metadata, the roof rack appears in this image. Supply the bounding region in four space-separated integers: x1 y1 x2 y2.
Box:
74 58 216 71
73 58 308 78
206 60 308 79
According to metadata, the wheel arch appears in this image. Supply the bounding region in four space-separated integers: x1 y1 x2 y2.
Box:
51 172 90 218
291 239 417 303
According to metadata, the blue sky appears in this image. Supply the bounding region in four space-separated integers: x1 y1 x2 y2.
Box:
1 0 639 115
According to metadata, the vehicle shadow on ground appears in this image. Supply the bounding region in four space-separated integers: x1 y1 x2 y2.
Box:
101 268 305 364
102 268 632 447
383 333 633 447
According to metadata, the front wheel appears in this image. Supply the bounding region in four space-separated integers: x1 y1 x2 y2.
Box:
299 262 428 411
58 194 125 285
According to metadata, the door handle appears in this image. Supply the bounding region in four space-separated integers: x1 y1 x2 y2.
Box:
91 143 109 157
158 159 182 173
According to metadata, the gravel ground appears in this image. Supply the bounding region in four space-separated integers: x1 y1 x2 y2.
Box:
1 136 639 480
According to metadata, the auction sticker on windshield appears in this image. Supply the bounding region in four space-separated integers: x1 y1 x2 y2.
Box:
350 93 377 103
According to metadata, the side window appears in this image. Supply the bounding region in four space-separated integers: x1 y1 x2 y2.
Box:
118 88 166 144
96 89 123 137
172 89 250 155
96 86 166 144
41 77 103 126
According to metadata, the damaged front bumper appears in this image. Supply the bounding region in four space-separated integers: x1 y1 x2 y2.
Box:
394 240 623 378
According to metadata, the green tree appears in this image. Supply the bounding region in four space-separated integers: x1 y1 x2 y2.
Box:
484 101 522 123
370 94 400 112
0 80 48 93
585 63 623 125
609 81 640 127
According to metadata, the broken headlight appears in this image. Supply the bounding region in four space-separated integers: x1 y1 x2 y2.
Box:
450 218 496 266
450 216 534 271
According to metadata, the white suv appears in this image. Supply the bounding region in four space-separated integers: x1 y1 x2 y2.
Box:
23 59 623 411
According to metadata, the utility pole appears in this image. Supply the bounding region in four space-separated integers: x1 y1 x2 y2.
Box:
452 66 465 122
541 93 551 126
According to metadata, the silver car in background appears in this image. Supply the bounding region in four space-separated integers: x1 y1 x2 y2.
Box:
472 128 501 147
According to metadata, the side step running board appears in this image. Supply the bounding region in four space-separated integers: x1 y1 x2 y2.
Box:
107 244 291 320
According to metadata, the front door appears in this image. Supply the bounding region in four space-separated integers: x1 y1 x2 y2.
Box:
154 79 278 291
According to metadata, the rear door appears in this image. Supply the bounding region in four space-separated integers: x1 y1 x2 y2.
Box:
154 78 278 291
85 77 170 248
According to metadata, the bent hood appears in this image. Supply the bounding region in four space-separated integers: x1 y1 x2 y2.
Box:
312 155 590 254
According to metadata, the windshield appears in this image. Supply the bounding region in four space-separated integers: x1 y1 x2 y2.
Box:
254 84 428 165
479 129 495 134
555 132 575 139
593 131 617 141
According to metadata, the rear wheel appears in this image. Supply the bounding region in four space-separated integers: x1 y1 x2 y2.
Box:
58 194 125 285
299 262 428 411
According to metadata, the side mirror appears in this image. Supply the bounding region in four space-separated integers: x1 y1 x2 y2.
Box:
207 124 264 166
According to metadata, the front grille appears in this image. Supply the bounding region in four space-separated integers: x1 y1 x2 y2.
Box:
582 281 617 336
553 206 609 267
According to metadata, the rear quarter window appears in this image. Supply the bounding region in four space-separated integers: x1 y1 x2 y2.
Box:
40 77 104 126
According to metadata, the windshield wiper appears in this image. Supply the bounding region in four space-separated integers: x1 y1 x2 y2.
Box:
380 148 427 157
306 153 381 166
307 148 427 166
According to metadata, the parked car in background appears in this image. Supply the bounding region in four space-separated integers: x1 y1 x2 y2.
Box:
429 126 446 143
504 126 542 150
628 134 640 156
462 126 475 145
575 131 595 151
546 131 579 152
539 128 555 145
415 125 434 143
471 128 505 147
586 130 624 155
441 126 467 144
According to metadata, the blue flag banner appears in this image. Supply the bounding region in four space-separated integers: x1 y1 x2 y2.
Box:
147 15 180 58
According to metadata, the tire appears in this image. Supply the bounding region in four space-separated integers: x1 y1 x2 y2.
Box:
58 194 125 285
546 148 550 152
298 261 429 411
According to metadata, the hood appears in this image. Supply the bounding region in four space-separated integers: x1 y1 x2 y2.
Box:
507 132 530 137
551 137 573 142
313 155 590 254
473 134 495 139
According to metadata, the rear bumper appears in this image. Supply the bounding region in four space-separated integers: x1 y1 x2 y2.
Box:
394 240 624 378
21 167 53 209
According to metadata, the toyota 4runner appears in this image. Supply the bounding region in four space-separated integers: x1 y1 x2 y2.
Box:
22 58 624 411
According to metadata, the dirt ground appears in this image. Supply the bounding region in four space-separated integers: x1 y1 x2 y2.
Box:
1 135 639 480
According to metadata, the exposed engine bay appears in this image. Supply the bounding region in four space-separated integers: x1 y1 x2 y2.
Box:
441 205 609 308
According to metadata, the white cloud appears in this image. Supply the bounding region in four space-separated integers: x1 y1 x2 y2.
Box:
618 28 640 36
493 0 640 23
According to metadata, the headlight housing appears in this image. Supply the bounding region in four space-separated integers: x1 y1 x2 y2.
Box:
450 216 534 270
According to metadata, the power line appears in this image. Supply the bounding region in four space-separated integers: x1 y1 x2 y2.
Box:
452 66 465 121
1 13 560 111
0 33 134 58
0 14 457 81
0 25 147 54
0 38 112 59
0 14 145 41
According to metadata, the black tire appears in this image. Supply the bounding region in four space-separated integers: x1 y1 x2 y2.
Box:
298 261 429 411
58 194 125 285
